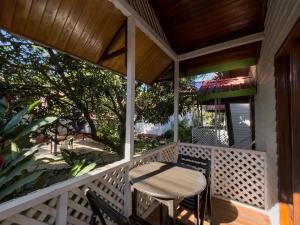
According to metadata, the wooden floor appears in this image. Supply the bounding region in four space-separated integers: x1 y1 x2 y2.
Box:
146 197 270 225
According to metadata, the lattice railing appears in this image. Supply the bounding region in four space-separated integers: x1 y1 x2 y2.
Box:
0 142 267 225
192 127 229 147
178 143 266 209
0 144 176 225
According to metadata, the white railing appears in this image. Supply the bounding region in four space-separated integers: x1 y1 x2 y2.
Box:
0 142 266 225
179 143 267 209
0 143 176 225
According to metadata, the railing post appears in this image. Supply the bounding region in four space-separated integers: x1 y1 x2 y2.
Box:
55 192 68 225
124 15 136 217
174 60 179 143
210 148 216 196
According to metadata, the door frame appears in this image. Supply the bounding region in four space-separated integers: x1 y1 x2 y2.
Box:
275 19 300 225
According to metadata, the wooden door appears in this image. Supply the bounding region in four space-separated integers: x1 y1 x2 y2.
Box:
275 20 300 225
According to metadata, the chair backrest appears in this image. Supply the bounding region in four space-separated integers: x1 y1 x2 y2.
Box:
177 154 211 179
85 189 128 225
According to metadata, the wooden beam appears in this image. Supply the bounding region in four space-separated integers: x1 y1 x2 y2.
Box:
98 22 126 64
173 60 179 142
99 47 126 62
179 33 264 61
109 0 177 61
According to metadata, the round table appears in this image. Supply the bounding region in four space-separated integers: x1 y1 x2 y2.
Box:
129 162 207 225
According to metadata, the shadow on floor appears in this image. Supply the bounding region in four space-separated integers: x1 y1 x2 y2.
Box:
147 197 240 225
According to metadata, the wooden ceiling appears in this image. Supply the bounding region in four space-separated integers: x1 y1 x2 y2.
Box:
0 0 267 83
180 42 261 76
149 0 267 54
0 0 173 84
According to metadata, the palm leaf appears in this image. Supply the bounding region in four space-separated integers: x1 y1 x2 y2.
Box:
2 100 41 137
0 97 8 108
14 116 57 140
2 107 28 137
75 162 96 177
0 171 44 200
0 159 36 188
0 147 38 177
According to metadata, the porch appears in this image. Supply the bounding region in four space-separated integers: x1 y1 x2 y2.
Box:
0 143 268 225
0 0 300 224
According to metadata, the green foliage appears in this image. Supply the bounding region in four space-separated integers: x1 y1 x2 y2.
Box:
0 30 194 157
179 119 192 142
60 149 96 178
164 119 192 142
0 97 57 155
0 99 57 202
0 147 44 201
134 139 160 153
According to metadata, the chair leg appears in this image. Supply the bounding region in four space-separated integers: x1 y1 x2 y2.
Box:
160 204 164 225
195 195 200 225
132 188 137 217
199 189 209 225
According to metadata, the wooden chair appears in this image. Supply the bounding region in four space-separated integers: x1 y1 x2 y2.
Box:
85 189 151 225
177 154 211 225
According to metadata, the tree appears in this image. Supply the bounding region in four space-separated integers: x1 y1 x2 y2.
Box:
0 30 192 156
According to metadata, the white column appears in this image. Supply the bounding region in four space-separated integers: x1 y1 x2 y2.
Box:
124 16 135 218
174 60 179 143
124 16 136 161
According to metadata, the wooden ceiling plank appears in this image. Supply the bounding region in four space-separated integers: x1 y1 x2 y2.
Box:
47 0 73 46
36 0 62 42
80 0 111 59
166 2 259 32
12 0 33 34
69 0 100 58
0 0 17 29
82 1 124 61
150 0 266 54
24 0 48 38
172 14 259 41
56 0 86 50
63 1 92 54
179 32 264 61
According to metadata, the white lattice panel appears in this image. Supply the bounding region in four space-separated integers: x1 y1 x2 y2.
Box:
160 144 177 162
1 197 58 225
135 191 156 217
192 128 228 146
67 165 128 225
133 153 159 168
212 149 266 208
179 144 212 160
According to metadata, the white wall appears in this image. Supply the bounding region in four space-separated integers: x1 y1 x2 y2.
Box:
256 0 300 224
135 113 193 136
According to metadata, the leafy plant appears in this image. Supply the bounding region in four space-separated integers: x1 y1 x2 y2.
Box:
0 147 44 201
0 97 57 156
0 97 57 202
163 119 192 142
60 149 96 178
